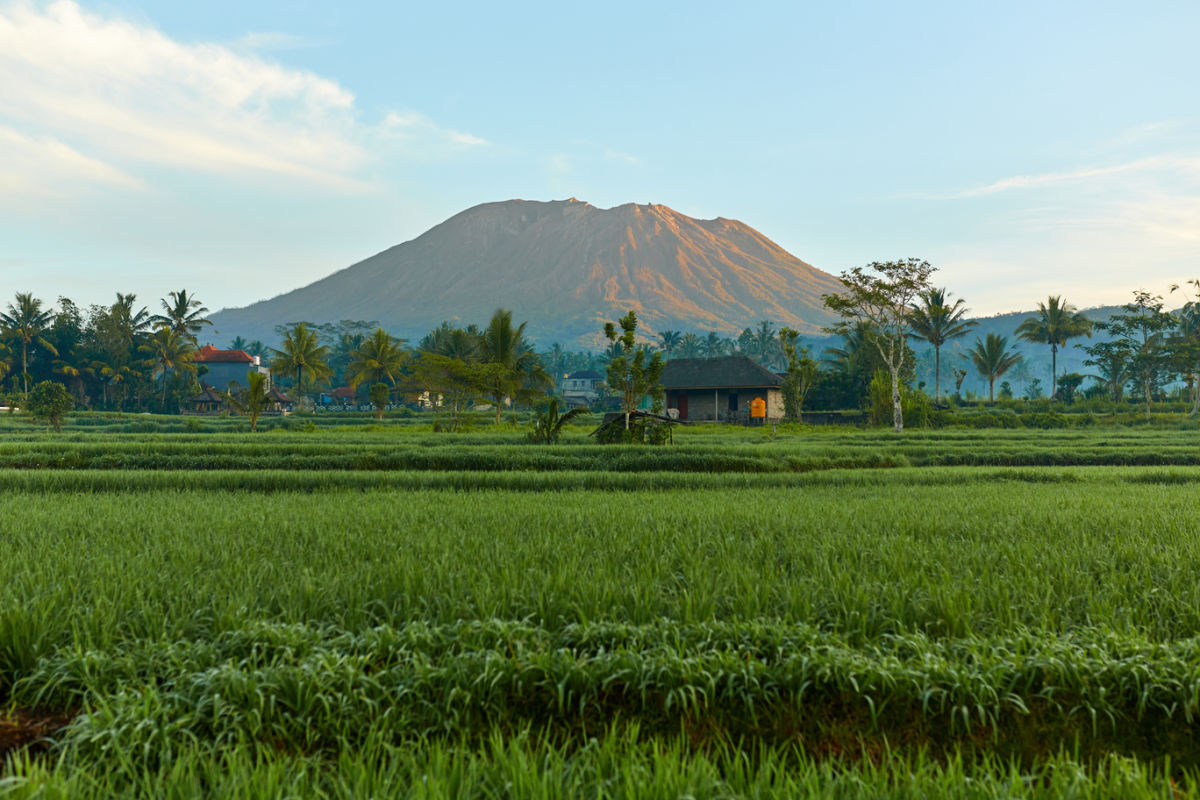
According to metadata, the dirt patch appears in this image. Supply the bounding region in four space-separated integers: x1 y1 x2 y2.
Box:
0 709 73 761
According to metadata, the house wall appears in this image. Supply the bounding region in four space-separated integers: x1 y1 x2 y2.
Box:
666 388 783 421
201 363 268 391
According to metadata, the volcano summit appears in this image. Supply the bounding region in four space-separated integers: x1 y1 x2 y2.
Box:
209 199 842 346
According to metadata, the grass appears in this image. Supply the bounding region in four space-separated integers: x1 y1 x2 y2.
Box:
2 418 1199 795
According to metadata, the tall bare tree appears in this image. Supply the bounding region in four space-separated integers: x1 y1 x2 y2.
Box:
823 259 935 433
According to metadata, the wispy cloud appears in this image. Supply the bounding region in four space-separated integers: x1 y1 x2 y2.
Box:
953 155 1200 198
0 1 487 195
0 124 145 195
382 110 489 148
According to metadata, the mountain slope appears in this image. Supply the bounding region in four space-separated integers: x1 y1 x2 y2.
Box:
208 199 843 347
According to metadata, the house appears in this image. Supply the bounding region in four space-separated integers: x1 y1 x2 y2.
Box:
194 345 270 391
660 356 784 422
188 384 226 414
562 370 604 405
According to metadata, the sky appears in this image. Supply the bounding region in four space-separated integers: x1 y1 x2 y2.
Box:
1 0 1198 321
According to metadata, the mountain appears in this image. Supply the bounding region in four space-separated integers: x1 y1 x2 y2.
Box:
207 199 844 347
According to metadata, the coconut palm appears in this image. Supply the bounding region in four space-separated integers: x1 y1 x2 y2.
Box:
270 322 332 397
478 308 550 424
529 396 590 443
140 327 197 408
346 328 407 388
908 287 976 403
702 331 725 358
224 370 272 432
1015 296 1092 396
0 292 58 396
150 290 211 339
968 333 1023 403
677 332 702 359
657 330 682 359
229 336 248 351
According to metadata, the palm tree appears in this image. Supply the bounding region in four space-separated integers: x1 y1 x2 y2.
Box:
478 308 550 424
229 336 248 351
657 330 682 359
151 290 211 338
270 322 332 397
529 396 590 443
1015 296 1092 397
245 340 268 359
908 287 976 403
140 327 197 408
753 320 779 367
702 331 725 358
677 332 702 358
88 356 136 409
0 293 59 397
968 333 1023 403
111 293 153 339
346 328 407 388
224 370 272 432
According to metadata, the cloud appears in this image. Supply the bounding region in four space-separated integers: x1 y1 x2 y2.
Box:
0 124 144 196
381 110 489 148
954 156 1200 198
603 148 640 166
0 1 487 194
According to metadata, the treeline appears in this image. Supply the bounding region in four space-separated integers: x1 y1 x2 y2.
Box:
3 273 1200 424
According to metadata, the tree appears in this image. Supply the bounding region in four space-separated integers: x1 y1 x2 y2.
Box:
369 383 390 420
967 334 1023 403
779 327 817 421
702 331 726 358
529 396 589 443
908 287 976 404
479 309 550 424
657 330 681 359
0 293 58 396
1169 280 1200 414
823 259 935 433
406 351 503 432
1092 290 1176 420
270 322 332 397
604 311 666 431
1015 296 1092 398
150 290 211 339
677 333 702 359
26 380 72 431
346 328 407 389
224 370 272 432
1083 341 1131 404
139 327 197 409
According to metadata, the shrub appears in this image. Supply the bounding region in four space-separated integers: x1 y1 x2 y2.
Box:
26 380 73 432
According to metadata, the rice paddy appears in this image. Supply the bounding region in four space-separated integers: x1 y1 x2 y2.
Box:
1 414 1198 797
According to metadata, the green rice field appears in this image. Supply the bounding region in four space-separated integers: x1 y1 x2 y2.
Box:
2 415 1200 797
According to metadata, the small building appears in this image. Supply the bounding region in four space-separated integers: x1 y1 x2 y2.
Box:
267 386 293 414
660 356 784 422
188 384 226 414
562 370 604 405
194 345 269 391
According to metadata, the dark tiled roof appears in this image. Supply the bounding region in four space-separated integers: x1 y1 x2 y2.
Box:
191 384 225 403
267 387 290 402
660 356 783 390
568 370 603 379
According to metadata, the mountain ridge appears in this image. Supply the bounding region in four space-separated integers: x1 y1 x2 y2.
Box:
208 199 845 347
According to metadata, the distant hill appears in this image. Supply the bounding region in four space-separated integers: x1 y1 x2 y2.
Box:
208 198 844 348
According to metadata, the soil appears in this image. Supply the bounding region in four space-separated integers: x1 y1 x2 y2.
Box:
0 708 73 761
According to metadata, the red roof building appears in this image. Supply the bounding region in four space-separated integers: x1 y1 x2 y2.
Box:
195 345 254 364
